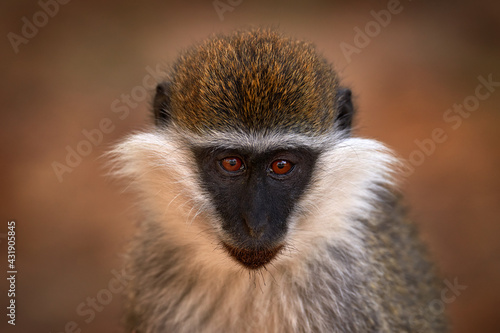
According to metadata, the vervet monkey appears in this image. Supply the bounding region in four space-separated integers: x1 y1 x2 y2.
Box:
110 29 447 333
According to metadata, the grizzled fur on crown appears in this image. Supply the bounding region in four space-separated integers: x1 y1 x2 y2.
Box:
167 29 339 135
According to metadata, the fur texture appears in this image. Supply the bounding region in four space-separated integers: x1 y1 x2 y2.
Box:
110 128 446 332
109 29 447 333
157 29 339 135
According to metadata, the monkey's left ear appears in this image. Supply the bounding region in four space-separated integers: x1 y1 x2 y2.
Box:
153 81 172 126
334 88 354 133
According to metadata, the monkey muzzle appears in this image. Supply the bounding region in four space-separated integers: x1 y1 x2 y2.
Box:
222 241 284 270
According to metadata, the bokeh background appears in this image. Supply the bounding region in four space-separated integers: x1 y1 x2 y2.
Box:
1 0 499 332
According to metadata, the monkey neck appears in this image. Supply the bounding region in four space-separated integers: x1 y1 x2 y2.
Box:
127 214 378 333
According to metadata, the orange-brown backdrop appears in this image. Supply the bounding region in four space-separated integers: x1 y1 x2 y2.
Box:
1 0 499 332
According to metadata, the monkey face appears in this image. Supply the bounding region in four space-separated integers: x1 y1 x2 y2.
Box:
123 29 356 272
194 146 318 269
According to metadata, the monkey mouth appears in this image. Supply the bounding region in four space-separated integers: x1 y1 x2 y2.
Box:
222 242 284 270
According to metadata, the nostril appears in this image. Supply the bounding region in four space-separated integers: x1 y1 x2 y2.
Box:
242 216 266 239
253 225 265 238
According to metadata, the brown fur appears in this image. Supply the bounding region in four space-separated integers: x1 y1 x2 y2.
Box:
166 29 338 134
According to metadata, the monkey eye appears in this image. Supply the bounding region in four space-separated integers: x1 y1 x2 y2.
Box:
270 160 293 175
220 157 244 173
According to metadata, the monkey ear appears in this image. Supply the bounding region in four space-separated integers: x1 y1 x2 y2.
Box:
153 81 172 126
334 88 355 133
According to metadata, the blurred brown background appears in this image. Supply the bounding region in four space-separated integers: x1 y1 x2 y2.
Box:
1 0 499 332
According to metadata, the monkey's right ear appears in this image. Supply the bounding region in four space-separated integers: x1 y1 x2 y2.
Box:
334 88 355 133
153 81 172 126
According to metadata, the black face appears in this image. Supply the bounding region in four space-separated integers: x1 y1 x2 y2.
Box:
193 146 318 269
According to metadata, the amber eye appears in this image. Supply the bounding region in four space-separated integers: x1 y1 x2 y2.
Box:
221 157 244 172
271 160 293 175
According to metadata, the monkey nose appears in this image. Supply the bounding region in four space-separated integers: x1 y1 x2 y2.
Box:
242 216 267 239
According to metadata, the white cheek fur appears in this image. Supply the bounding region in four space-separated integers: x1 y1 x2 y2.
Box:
107 127 417 333
108 128 398 271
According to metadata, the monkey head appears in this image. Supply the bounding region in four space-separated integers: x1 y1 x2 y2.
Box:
111 30 381 272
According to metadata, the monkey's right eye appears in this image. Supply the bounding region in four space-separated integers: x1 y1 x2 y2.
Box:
220 157 244 173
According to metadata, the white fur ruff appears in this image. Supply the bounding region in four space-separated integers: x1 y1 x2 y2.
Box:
108 127 399 333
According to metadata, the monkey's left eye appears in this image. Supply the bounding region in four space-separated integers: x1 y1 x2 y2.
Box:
270 160 293 175
220 157 244 173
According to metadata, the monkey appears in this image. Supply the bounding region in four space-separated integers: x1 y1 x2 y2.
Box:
110 29 448 333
